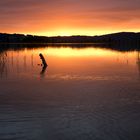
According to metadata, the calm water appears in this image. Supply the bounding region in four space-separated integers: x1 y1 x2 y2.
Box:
0 44 140 140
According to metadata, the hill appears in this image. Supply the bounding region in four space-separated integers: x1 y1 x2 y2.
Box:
0 32 140 43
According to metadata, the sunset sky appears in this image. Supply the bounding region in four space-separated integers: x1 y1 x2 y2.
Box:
0 0 140 36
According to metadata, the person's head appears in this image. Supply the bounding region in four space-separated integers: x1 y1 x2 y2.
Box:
39 53 43 57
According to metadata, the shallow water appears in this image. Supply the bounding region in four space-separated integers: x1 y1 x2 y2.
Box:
0 44 140 140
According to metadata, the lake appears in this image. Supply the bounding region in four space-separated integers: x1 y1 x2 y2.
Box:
0 44 140 140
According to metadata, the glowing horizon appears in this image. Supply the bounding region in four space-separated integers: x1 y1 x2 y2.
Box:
0 0 140 36
2 29 140 37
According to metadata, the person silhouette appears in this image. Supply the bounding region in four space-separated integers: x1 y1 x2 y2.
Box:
39 53 48 67
39 53 48 78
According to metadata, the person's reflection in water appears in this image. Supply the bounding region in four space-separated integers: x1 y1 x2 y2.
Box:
40 65 47 77
39 53 48 78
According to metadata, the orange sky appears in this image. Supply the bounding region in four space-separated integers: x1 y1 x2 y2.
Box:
0 0 140 36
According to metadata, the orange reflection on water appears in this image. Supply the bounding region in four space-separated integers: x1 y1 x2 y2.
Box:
39 47 118 57
1 46 139 81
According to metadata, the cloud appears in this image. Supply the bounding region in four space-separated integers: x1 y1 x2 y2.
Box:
0 0 139 35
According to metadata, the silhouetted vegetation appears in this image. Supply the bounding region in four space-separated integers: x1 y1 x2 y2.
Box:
0 32 140 51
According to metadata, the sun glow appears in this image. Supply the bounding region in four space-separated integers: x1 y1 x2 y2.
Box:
34 29 123 37
0 0 140 36
27 27 140 37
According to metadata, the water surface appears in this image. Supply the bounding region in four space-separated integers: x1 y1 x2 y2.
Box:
0 44 140 140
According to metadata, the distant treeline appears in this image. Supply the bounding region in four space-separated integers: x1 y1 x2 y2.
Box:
0 32 140 44
0 32 140 52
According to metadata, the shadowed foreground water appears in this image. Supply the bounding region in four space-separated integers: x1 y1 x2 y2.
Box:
0 45 140 140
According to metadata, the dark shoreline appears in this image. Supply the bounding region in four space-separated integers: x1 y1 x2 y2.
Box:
0 32 140 52
0 42 140 52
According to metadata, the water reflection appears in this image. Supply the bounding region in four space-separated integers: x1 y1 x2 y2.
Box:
0 45 140 140
40 65 47 78
0 45 139 80
0 51 7 77
31 50 34 67
136 51 140 77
